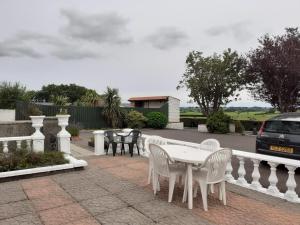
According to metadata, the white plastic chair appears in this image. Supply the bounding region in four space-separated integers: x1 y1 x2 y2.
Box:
199 139 220 152
149 144 186 202
183 148 232 211
144 136 168 184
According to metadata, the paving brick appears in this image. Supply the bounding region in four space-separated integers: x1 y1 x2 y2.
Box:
24 184 67 199
134 199 190 221
39 203 90 225
31 195 74 211
64 217 100 225
100 179 138 194
96 207 155 225
81 195 127 215
0 187 27 205
64 184 110 201
157 215 212 225
21 178 57 190
0 200 35 220
0 213 42 225
117 188 155 205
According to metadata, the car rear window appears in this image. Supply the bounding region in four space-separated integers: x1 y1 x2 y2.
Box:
264 121 300 134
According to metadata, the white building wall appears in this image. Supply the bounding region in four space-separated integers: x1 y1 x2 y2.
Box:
147 101 164 108
168 97 180 123
0 109 15 122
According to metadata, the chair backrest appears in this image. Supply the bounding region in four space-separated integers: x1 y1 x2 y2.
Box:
201 148 232 183
200 139 220 152
144 136 167 153
149 144 172 177
104 130 115 142
128 129 142 143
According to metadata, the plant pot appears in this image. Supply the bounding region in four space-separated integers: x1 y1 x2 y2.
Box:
198 124 208 132
56 114 70 127
229 123 236 133
30 116 45 127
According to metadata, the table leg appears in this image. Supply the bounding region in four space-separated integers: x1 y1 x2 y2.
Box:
187 164 193 209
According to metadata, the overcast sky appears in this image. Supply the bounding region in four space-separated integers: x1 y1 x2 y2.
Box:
0 0 299 106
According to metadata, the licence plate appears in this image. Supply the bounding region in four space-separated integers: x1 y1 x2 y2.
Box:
270 145 294 154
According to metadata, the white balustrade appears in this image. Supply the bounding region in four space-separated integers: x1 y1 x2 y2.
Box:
30 116 45 152
56 115 71 154
140 134 300 203
0 136 33 153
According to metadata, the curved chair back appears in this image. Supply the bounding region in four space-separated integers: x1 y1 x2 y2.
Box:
149 144 172 177
104 130 115 143
144 136 167 153
201 148 232 183
200 139 220 152
128 129 142 143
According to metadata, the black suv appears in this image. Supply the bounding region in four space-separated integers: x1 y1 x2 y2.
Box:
256 113 300 160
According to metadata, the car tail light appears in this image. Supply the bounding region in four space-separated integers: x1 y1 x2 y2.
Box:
258 121 265 136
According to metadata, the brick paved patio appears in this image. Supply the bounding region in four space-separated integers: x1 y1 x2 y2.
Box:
0 154 300 225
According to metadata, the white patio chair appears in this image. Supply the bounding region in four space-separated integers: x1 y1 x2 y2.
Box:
144 136 168 185
199 139 220 152
149 144 186 202
183 148 232 211
198 138 221 193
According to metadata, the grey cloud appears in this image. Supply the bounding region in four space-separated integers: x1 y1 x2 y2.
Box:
206 22 252 41
0 40 43 58
146 27 188 50
60 9 132 44
52 47 100 60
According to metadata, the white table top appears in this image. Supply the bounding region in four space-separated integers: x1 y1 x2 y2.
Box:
116 132 128 136
160 144 212 164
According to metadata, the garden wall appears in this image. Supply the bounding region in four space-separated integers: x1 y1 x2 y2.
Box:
15 102 169 129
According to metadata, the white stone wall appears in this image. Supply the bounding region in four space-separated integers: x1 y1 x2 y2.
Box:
0 109 15 122
168 97 180 123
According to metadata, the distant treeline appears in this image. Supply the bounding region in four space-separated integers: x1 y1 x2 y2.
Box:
180 106 272 113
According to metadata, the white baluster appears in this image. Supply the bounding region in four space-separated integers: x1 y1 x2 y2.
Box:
267 162 280 196
226 160 234 182
284 165 298 202
236 156 247 186
16 140 22 149
26 139 32 150
3 141 9 153
250 159 263 191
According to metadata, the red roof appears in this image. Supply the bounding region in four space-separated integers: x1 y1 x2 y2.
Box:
128 96 169 101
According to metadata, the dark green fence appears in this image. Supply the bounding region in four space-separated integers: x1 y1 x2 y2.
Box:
16 102 168 129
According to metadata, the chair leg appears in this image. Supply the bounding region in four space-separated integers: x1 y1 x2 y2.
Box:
218 183 222 201
157 175 160 192
221 181 226 205
182 174 188 203
153 173 157 195
193 185 198 198
210 184 215 194
168 174 176 203
199 181 208 211
147 161 153 185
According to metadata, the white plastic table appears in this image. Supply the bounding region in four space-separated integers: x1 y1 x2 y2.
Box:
160 144 212 209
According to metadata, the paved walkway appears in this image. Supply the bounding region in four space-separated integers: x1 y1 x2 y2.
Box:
1 154 300 225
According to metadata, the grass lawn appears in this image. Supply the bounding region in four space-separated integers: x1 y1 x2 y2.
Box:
180 111 279 121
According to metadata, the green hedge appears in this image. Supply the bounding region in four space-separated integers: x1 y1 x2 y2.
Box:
180 117 263 131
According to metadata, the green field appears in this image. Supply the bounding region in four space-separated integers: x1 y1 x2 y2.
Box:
180 111 279 121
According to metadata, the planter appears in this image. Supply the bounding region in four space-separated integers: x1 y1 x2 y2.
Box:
198 124 208 132
0 155 87 179
56 115 71 154
30 116 45 152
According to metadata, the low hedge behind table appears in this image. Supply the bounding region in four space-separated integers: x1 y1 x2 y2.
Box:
0 149 69 172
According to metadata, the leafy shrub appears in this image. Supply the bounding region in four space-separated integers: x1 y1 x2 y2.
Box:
206 110 231 133
0 149 68 172
28 104 43 116
146 112 168 129
127 110 147 129
235 120 245 134
67 124 80 137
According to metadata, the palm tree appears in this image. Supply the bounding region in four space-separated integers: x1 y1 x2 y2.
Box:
102 87 122 128
80 90 101 107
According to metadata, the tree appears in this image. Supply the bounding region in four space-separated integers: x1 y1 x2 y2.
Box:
35 84 88 103
79 90 102 107
178 49 246 116
246 28 300 112
102 87 122 128
0 82 28 109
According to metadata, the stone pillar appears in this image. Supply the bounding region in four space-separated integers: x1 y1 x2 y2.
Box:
93 130 105 155
30 116 45 153
56 115 71 154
